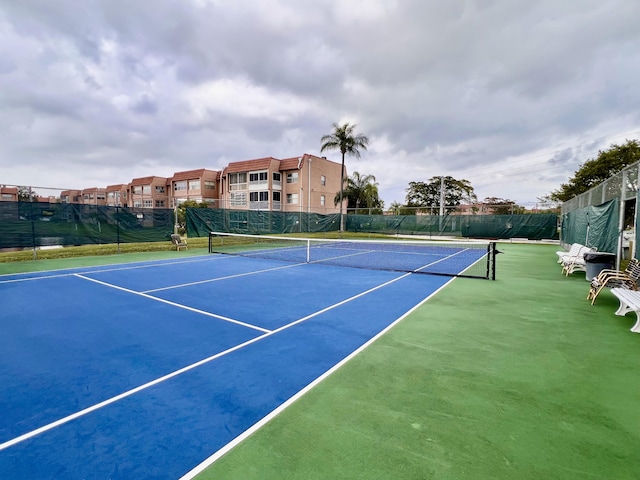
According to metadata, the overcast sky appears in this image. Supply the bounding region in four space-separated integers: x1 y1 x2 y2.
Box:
1 0 639 208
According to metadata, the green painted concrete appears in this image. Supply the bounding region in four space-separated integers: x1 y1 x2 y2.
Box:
198 243 640 480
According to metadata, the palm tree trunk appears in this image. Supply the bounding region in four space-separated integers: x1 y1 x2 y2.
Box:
339 152 345 233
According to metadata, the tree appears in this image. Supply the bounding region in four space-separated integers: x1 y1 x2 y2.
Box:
333 171 383 214
388 201 416 215
549 139 640 202
176 200 209 235
320 122 369 231
17 186 36 202
482 197 525 215
405 176 476 213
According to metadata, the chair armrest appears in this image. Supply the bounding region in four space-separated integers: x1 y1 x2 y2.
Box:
594 271 628 282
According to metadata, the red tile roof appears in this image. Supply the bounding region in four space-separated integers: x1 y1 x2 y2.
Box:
279 157 303 171
224 157 280 174
130 176 167 186
170 168 219 181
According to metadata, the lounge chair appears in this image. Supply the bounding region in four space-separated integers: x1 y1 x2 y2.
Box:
561 245 596 276
171 234 188 251
587 258 640 304
556 243 585 263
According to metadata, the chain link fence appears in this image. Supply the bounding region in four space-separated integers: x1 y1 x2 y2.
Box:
560 161 639 263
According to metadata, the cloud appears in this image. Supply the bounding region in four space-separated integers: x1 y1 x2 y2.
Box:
1 0 639 207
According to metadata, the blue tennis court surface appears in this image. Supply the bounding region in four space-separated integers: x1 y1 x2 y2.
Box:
0 251 486 478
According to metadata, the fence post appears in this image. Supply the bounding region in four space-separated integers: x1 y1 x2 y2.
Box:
29 195 37 260
116 205 121 254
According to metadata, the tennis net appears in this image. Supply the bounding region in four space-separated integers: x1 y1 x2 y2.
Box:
208 232 497 280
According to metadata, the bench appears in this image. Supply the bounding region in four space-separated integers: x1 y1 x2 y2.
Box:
610 288 640 333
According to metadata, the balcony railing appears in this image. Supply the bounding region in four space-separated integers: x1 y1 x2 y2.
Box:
249 201 269 210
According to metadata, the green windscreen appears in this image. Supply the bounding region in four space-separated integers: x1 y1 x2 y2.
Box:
187 207 558 240
0 202 175 249
560 199 619 253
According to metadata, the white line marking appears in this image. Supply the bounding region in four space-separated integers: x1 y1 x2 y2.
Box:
0 255 229 284
74 274 271 333
180 274 457 479
143 262 304 293
413 248 471 272
0 270 413 452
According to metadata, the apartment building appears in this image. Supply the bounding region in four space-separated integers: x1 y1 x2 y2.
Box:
0 186 18 202
60 190 82 204
106 184 128 207
81 187 107 206
1 153 345 212
281 154 344 213
129 176 170 208
169 169 221 207
220 154 344 213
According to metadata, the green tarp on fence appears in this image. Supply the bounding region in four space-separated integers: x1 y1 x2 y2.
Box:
0 202 175 249
560 199 619 253
187 208 559 240
347 213 558 239
186 208 340 236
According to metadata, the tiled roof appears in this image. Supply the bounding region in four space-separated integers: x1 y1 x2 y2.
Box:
106 184 126 191
279 156 303 171
130 176 167 186
224 157 279 174
170 168 219 181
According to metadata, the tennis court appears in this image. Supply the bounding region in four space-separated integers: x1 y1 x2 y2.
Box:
0 237 493 478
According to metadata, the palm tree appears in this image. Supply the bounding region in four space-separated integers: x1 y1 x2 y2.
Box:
334 171 382 213
320 122 369 232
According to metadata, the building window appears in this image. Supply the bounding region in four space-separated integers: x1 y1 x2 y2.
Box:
286 193 298 204
134 201 143 208
142 185 151 194
287 172 298 184
189 180 200 191
320 175 326 186
249 171 268 185
155 186 165 194
155 200 165 207
174 181 187 191
273 191 281 202
230 192 247 206
320 195 325 206
131 186 142 195
249 191 269 202
143 199 153 208
273 172 281 184
249 191 269 210
204 181 216 190
229 173 247 191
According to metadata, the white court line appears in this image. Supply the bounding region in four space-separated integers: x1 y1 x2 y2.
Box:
143 262 304 293
74 274 271 334
321 244 451 258
180 267 456 479
0 269 415 453
413 248 471 272
0 255 230 284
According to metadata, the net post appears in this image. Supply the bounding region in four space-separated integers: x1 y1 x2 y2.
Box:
306 239 310 263
490 242 497 280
